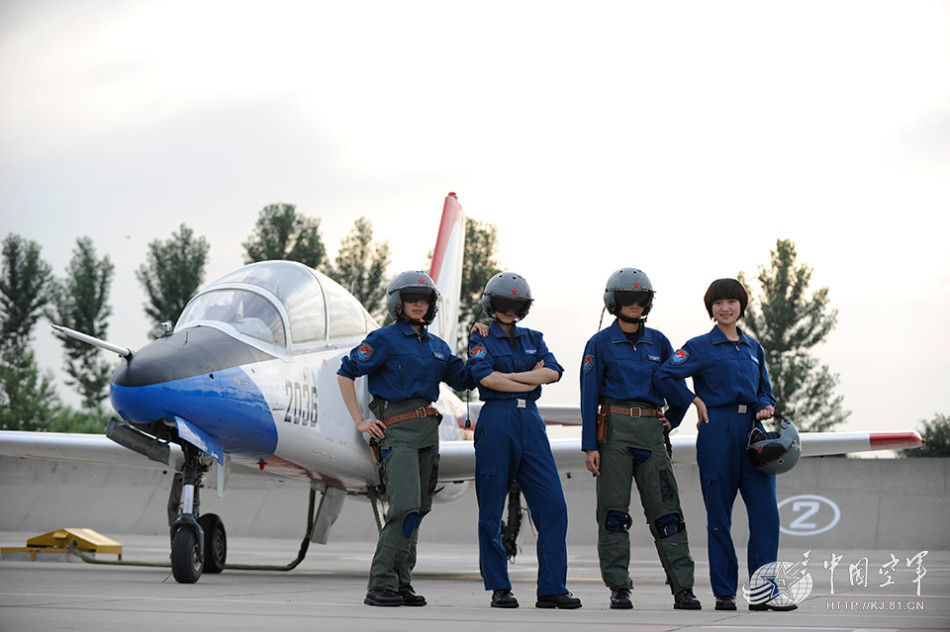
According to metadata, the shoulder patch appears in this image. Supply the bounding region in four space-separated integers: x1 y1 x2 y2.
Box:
471 345 487 360
583 354 595 374
356 343 374 363
671 349 689 365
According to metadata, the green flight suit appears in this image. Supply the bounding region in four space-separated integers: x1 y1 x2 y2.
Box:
367 398 440 592
596 400 695 595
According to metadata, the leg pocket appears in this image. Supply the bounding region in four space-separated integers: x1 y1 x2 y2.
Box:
427 453 440 495
478 466 498 483
658 468 675 503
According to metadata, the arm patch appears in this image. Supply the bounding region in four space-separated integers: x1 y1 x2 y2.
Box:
357 343 374 362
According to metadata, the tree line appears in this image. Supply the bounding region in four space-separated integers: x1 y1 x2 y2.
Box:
737 240 946 456
0 202 502 433
4 210 942 454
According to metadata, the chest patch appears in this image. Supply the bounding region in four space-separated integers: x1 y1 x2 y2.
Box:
357 343 374 362
671 349 689 365
583 354 594 374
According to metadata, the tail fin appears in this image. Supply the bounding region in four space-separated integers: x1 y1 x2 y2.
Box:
428 192 466 347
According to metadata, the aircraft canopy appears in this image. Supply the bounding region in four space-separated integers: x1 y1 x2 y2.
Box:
176 261 377 347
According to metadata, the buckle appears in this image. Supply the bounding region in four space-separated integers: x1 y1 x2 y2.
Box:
516 399 527 408
413 407 427 419
737 404 748 414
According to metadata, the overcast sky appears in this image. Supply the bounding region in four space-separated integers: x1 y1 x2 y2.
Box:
1 0 948 438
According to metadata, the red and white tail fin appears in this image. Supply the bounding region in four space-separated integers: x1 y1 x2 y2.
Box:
428 192 466 347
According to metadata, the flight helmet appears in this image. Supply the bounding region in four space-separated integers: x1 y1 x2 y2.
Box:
747 417 801 475
604 267 655 318
386 271 440 325
481 272 533 320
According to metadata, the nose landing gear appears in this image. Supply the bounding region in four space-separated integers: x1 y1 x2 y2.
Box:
169 443 227 583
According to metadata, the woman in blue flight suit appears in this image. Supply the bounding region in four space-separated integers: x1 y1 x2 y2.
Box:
653 278 795 612
580 268 701 611
467 272 581 610
337 271 471 608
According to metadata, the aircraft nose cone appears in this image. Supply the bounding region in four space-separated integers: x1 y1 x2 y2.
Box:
110 326 279 460
112 326 275 387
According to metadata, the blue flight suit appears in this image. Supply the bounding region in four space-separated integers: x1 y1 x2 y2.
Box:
339 320 470 593
580 320 695 594
653 326 779 599
580 321 686 449
467 321 569 597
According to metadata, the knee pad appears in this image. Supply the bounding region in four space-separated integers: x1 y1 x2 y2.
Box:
402 512 422 539
655 513 684 539
606 510 632 533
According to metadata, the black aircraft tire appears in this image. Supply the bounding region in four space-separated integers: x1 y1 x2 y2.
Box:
199 513 227 574
171 527 203 584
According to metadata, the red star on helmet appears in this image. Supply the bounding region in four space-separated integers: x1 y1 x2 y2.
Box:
511 289 518 295
634 282 641 288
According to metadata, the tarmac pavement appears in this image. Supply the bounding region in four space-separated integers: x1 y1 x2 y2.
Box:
1 532 947 632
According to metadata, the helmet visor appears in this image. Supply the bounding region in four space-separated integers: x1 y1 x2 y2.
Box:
615 291 651 308
492 297 526 315
400 290 433 305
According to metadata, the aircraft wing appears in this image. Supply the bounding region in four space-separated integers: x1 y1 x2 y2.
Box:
2 421 925 486
0 431 174 470
0 430 273 479
436 410 925 482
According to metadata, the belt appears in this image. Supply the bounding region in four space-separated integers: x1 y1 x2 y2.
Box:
604 405 661 418
381 406 441 426
709 404 752 414
484 398 534 409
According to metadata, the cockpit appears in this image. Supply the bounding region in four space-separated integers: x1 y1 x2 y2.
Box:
176 261 378 348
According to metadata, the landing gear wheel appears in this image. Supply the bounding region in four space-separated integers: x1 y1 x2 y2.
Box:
199 513 227 574
171 527 203 583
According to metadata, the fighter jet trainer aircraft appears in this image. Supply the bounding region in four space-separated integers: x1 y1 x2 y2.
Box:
0 193 924 583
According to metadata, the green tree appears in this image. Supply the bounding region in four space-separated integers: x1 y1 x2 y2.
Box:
0 234 59 431
48 237 115 415
0 234 53 350
327 217 390 320
243 203 326 268
0 348 60 431
739 239 850 432
460 219 502 327
902 413 950 458
47 406 107 434
136 224 210 337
